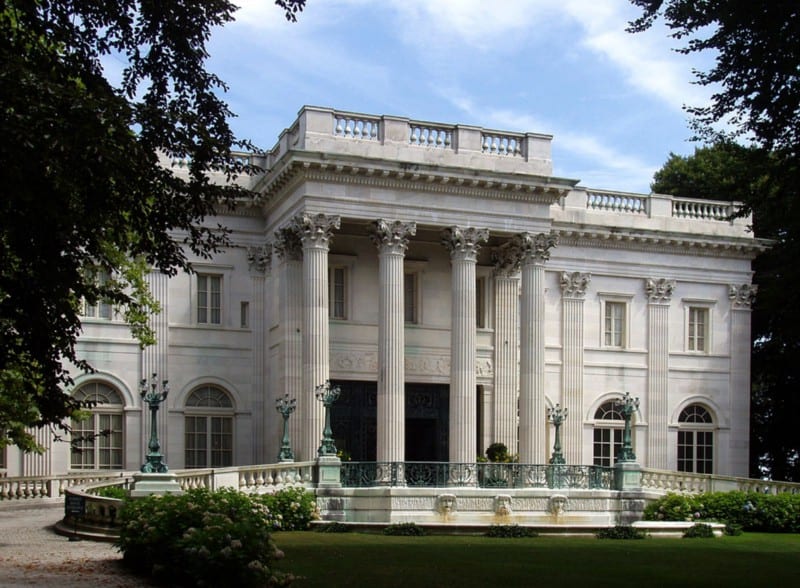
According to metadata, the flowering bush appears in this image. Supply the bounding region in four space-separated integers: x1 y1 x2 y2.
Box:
258 486 319 531
117 488 293 587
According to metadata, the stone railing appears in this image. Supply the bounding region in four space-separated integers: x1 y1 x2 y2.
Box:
672 198 734 221
0 471 131 501
640 468 800 495
333 114 380 141
586 191 648 214
409 123 453 149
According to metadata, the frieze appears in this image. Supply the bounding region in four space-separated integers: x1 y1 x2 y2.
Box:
450 497 494 511
560 271 591 298
390 496 436 510
331 350 379 374
645 277 676 303
729 283 758 308
405 354 450 376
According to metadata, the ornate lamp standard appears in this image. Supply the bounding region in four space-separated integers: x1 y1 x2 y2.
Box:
616 392 640 463
275 393 297 462
547 404 568 465
315 381 340 457
140 373 169 473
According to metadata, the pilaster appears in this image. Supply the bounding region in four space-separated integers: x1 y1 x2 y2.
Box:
645 277 675 469
442 226 489 465
371 219 417 467
560 271 590 464
246 243 271 464
728 283 757 476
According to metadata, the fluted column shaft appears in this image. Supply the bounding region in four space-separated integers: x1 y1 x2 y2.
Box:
371 220 416 465
517 233 557 465
560 272 590 464
645 278 675 469
492 249 520 453
295 213 340 460
246 244 271 463
729 284 757 477
443 227 488 464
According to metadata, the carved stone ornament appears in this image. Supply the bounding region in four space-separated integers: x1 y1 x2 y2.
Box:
549 494 568 516
273 226 303 261
494 494 513 516
491 243 520 277
441 226 489 262
513 232 558 265
370 219 417 254
291 212 341 248
560 271 591 298
729 283 758 308
436 493 457 517
246 243 272 274
645 277 676 303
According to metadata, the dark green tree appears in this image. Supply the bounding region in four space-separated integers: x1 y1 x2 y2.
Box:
652 143 800 480
0 0 305 450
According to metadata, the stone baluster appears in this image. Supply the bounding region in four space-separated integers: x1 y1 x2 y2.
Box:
371 219 417 477
442 227 489 467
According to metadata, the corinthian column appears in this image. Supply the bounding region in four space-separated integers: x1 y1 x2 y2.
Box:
491 245 521 453
293 212 340 460
246 243 271 464
645 277 675 469
370 219 416 472
517 233 557 465
728 283 757 476
274 227 304 459
560 271 590 464
442 226 489 466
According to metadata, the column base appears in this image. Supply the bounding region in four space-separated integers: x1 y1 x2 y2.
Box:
130 472 183 497
614 461 642 491
317 456 342 489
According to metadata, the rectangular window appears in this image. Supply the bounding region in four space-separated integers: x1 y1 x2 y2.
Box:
185 416 208 468
240 301 250 329
476 276 486 329
83 269 113 319
404 272 418 324
604 301 626 347
210 417 233 467
197 274 222 324
593 428 623 466
688 307 708 352
679 430 713 473
70 413 122 470
330 266 347 319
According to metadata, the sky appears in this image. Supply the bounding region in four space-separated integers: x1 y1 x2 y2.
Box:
204 0 716 194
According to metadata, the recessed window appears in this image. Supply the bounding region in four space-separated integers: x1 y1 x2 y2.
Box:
604 301 626 348
82 269 113 319
688 306 709 352
240 301 250 329
197 274 222 324
404 272 418 324
330 266 348 320
677 404 714 473
476 276 487 329
593 401 624 467
70 382 124 470
185 386 234 468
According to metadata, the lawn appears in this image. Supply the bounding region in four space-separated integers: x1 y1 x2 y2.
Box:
272 531 800 588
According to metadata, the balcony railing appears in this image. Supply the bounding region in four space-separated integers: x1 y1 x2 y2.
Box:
340 462 615 490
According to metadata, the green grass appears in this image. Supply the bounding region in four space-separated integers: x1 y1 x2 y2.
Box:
273 531 800 588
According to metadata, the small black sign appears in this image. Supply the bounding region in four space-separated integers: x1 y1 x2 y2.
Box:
65 494 86 517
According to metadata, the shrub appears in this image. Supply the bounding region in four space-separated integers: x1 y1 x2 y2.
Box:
94 485 128 500
485 442 511 463
485 524 538 538
383 522 426 536
258 486 319 531
315 522 350 533
116 487 292 587
724 522 743 536
683 523 715 538
643 492 698 522
596 525 646 540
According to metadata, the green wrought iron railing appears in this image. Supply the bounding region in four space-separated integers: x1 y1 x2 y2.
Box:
340 462 615 489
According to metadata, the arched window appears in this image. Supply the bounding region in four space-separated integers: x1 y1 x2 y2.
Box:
185 386 234 468
593 401 624 467
677 404 714 473
71 382 124 470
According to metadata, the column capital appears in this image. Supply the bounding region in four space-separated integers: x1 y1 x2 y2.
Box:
729 283 758 308
560 271 590 298
273 226 303 261
492 244 520 277
513 232 558 265
247 243 272 274
441 226 489 262
645 278 676 304
370 219 417 254
292 212 341 249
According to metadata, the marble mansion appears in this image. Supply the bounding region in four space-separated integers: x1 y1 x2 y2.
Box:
2 106 765 480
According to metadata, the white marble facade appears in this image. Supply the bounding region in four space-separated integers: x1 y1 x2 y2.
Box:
3 107 764 479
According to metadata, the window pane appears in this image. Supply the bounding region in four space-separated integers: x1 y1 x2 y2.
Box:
185 416 208 468
331 267 346 319
604 302 624 347
689 307 708 351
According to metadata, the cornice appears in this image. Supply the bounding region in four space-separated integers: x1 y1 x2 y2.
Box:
254 152 575 208
553 225 768 259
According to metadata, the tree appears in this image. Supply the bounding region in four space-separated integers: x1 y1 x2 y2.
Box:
652 143 800 480
0 0 306 451
628 1 799 156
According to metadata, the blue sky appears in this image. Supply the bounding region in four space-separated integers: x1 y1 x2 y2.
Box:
206 0 714 194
